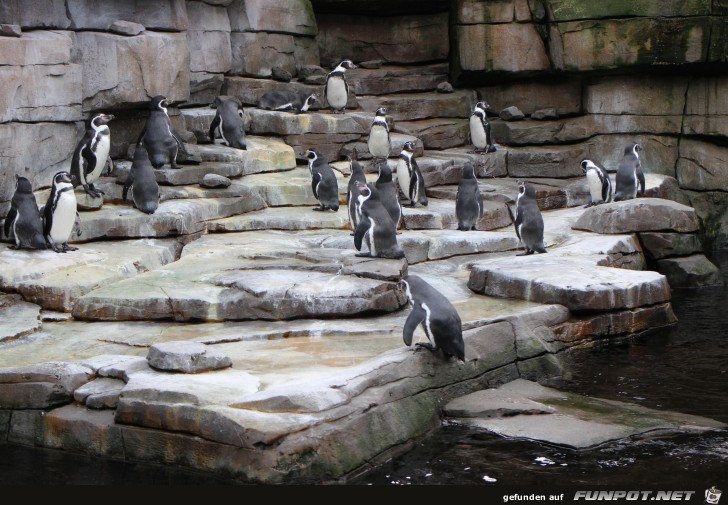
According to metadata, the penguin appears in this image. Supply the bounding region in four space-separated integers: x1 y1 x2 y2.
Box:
398 140 427 208
367 107 391 161
137 95 187 170
70 113 114 198
208 96 247 150
401 274 465 361
3 175 47 250
470 101 497 154
353 181 405 260
346 154 367 235
255 90 319 113
455 162 483 231
122 143 160 215
514 179 546 256
613 143 645 202
581 159 612 208
43 171 80 253
374 159 403 230
305 148 340 211
324 59 357 114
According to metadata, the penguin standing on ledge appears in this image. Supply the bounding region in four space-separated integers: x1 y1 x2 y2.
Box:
469 101 497 154
613 143 645 202
123 143 160 215
456 162 483 231
305 148 339 212
138 95 187 170
346 154 367 234
3 175 47 250
514 179 546 256
581 159 612 208
401 274 465 362
324 59 357 114
208 96 247 150
398 140 427 208
353 181 405 260
374 159 402 230
70 112 114 198
367 107 391 161
43 171 80 253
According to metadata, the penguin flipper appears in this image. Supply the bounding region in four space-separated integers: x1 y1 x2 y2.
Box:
353 217 369 251
122 173 134 201
403 305 427 347
637 168 646 195
311 171 322 199
513 210 523 240
208 114 220 144
136 123 147 146
3 206 16 239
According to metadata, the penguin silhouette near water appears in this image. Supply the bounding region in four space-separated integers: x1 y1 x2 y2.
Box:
208 96 247 150
514 179 546 256
456 162 483 231
123 143 160 215
43 171 80 253
305 148 339 211
469 101 497 154
324 59 357 114
613 143 645 202
368 107 391 162
70 113 114 198
346 154 367 235
138 95 187 170
581 159 612 208
255 90 319 113
374 159 403 231
401 274 465 362
3 175 46 250
353 181 405 259
397 140 427 208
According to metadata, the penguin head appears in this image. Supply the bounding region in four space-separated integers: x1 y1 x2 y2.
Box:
581 159 596 174
337 59 357 71
517 179 526 195
462 162 476 179
632 143 642 157
356 180 372 201
624 143 642 157
401 140 416 154
475 101 490 110
91 113 114 129
302 94 320 111
375 107 387 117
150 95 169 111
15 175 33 194
304 148 322 163
376 160 392 180
52 171 72 186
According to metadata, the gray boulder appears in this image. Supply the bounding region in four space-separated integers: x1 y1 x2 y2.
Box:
656 255 722 288
201 173 232 188
573 198 700 234
500 105 525 121
108 20 145 36
147 341 233 373
0 362 92 409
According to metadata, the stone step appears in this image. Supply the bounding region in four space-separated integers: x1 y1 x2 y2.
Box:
207 206 351 232
0 294 41 342
356 90 477 121
347 63 450 95
224 76 359 111
394 118 469 150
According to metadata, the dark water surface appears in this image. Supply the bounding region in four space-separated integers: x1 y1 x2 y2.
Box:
1 253 726 487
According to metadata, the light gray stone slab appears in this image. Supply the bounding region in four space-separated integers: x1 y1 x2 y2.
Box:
147 341 232 373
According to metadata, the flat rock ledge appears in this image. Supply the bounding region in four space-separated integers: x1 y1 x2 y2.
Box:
444 379 727 449
573 198 699 234
147 341 233 373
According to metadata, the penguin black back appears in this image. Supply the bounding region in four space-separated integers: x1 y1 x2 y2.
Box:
4 175 46 250
401 274 465 361
353 180 405 260
374 160 402 229
613 143 645 202
138 95 186 169
514 179 546 255
456 162 483 231
305 148 339 212
123 143 160 215
208 96 247 150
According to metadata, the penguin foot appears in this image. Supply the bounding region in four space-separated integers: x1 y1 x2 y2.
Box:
584 203 594 208
415 342 437 353
312 206 325 211
486 146 497 153
7 244 19 250
355 252 372 257
62 244 79 252
516 250 534 256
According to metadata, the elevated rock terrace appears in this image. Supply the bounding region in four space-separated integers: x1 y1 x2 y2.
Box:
0 62 721 483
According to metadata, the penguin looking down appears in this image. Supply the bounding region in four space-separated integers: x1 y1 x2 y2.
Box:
324 59 357 114
398 140 427 208
138 95 187 170
346 154 367 235
70 113 114 198
514 179 546 256
470 101 497 154
374 159 403 230
367 107 391 161
455 162 483 231
255 90 319 113
208 96 247 150
353 181 405 260
3 175 47 250
43 171 80 253
581 159 612 208
401 274 465 362
613 143 645 202
304 148 340 212
123 143 160 215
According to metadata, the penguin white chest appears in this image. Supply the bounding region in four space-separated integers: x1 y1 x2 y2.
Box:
470 116 487 149
585 169 603 202
368 124 390 159
49 191 77 244
367 219 377 256
326 77 348 109
89 134 110 182
396 159 411 198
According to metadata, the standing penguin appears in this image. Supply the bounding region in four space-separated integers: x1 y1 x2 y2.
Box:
514 179 546 256
581 159 612 208
138 95 186 170
367 107 391 161
3 175 47 250
324 59 357 114
613 143 645 202
255 90 319 113
43 171 80 253
305 148 339 211
208 96 247 150
455 162 483 231
354 181 405 259
398 140 427 208
70 113 114 198
401 274 465 361
374 159 403 230
470 101 497 154
123 143 160 215
346 154 367 234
